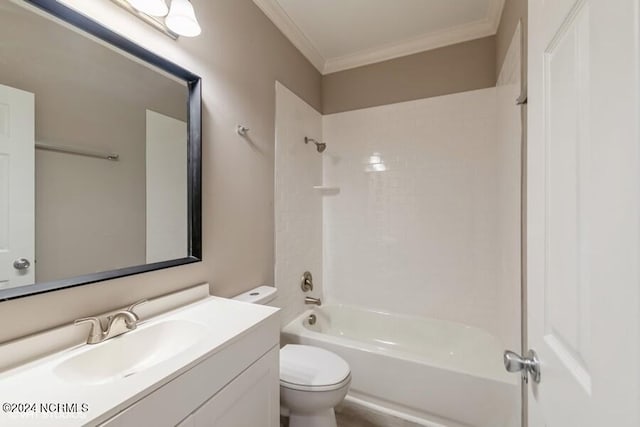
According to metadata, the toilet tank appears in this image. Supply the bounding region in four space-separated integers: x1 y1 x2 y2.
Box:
232 285 278 305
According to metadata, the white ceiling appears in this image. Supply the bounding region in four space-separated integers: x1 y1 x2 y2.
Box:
253 0 505 74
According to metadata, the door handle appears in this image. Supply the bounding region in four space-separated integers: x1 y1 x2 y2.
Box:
13 258 31 271
504 349 541 384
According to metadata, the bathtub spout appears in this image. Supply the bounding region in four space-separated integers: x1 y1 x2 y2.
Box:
304 296 322 306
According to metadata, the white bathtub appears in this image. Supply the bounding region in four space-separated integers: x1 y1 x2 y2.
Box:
281 304 519 427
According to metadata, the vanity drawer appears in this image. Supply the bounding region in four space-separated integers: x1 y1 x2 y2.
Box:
182 347 278 427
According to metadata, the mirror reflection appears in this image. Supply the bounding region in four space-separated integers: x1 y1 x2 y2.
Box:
0 1 189 290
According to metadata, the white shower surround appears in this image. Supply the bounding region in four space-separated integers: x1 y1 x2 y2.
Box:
322 88 511 342
274 82 324 325
275 75 521 348
495 23 522 356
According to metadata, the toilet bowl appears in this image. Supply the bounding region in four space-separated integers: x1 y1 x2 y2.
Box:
280 344 351 427
232 286 351 427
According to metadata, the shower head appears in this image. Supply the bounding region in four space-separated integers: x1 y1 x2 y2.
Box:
305 137 327 153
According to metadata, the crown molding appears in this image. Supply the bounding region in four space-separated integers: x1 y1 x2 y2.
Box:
252 0 325 71
323 18 496 74
253 0 506 75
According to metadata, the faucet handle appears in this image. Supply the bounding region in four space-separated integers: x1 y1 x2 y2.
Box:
127 299 148 316
301 272 314 292
74 317 101 328
74 317 104 343
127 299 149 322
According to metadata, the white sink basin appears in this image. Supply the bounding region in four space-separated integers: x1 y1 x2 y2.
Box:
54 319 206 385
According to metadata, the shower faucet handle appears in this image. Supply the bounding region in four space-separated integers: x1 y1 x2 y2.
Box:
301 271 314 292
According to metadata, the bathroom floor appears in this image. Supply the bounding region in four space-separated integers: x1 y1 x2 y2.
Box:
281 400 423 427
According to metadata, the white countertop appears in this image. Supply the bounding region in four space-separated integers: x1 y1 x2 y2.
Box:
0 295 279 426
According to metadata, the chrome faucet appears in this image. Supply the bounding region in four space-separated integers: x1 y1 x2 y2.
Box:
74 299 147 344
304 296 322 306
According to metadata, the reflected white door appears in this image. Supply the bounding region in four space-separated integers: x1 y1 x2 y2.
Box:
145 110 187 264
528 0 640 425
0 84 34 289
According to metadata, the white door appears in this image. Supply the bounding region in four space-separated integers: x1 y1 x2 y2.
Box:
527 0 640 425
145 110 187 263
0 84 35 289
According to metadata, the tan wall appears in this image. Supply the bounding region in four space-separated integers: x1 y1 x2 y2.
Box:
496 0 527 82
322 36 496 114
0 2 186 283
0 0 321 344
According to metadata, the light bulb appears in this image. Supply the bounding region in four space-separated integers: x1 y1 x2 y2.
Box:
127 0 169 17
166 0 202 37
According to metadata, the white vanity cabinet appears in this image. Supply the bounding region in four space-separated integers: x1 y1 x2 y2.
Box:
0 293 280 427
98 299 280 427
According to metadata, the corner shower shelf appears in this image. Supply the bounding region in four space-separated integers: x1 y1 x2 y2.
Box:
313 185 340 194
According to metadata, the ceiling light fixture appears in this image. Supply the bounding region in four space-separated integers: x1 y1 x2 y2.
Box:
127 0 169 17
166 0 202 37
111 0 202 39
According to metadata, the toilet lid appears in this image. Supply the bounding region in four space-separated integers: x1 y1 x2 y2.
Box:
280 345 351 390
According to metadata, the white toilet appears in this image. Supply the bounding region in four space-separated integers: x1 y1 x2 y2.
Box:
280 344 351 427
233 286 351 427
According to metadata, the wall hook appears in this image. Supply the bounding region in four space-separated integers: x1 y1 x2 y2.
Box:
236 125 250 136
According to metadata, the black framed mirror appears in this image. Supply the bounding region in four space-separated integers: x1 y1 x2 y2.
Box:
0 0 202 301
